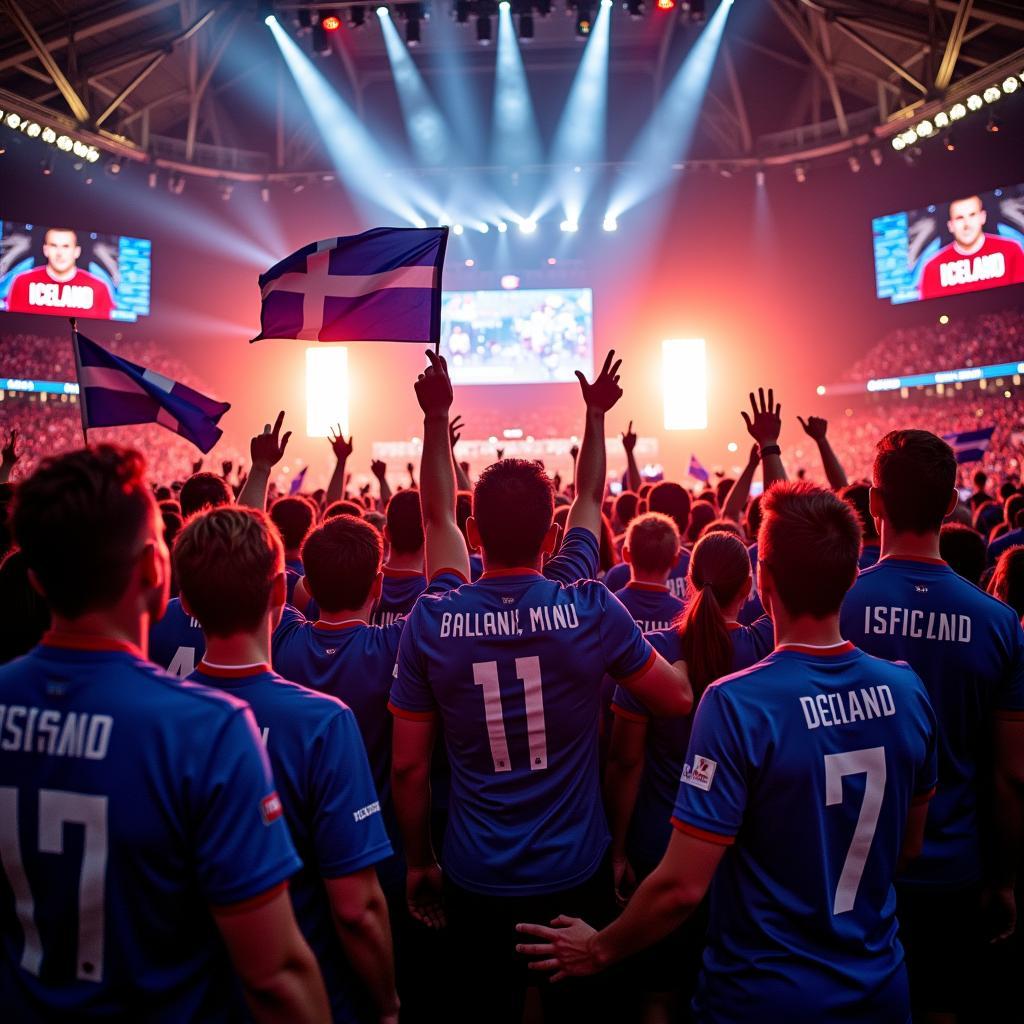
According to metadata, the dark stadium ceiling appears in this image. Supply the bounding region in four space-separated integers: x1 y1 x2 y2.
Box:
0 0 1023 183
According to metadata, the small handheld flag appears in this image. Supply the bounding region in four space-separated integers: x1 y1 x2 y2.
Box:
72 330 230 453
289 466 309 495
688 454 709 482
942 426 995 465
252 226 449 347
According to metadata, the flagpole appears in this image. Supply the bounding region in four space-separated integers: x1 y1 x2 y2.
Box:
68 317 89 446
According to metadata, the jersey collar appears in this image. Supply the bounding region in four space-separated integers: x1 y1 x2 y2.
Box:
42 631 144 658
196 660 271 678
313 618 366 631
775 640 855 657
480 568 544 580
879 554 946 566
625 581 670 593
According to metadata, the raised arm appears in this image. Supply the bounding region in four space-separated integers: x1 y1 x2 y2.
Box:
621 421 642 494
741 388 786 490
722 445 760 525
325 427 353 508
415 350 470 580
798 416 848 491
370 459 392 510
450 415 473 492
238 411 292 511
567 350 623 540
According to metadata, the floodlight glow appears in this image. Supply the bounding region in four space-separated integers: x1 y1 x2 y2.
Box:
663 339 707 430
376 5 389 16
560 219 579 232
983 86 1001 103
306 347 349 438
453 223 464 235
519 218 537 234
478 223 490 233
606 0 732 221
499 0 510 9
264 14 277 26
496 220 508 233
601 0 612 7
492 1 542 167
949 102 967 119
891 135 906 151
916 120 933 137
933 111 949 128
602 215 617 232
966 93 983 110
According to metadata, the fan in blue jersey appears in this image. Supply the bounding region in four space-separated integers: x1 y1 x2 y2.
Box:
0 445 328 1022
269 495 315 602
840 429 1024 1019
613 512 686 632
371 489 426 626
606 531 772 1020
519 422 938 1024
390 350 693 1023
604 482 692 599
148 594 205 675
173 501 399 1024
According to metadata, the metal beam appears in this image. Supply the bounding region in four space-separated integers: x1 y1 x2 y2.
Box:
814 9 848 135
935 0 973 90
831 17 928 94
1 0 89 120
722 44 753 153
901 0 1024 33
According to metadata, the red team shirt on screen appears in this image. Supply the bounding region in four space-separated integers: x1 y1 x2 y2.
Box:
6 266 115 319
918 234 1024 300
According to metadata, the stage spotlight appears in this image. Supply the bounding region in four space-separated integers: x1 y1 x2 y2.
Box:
576 7 593 36
848 154 860 173
966 93 983 110
547 257 557 265
478 223 490 233
499 1 510 9
625 0 644 17
465 258 475 266
261 185 271 202
601 0 612 7
321 10 341 30
755 169 765 187
1003 76 1019 94
983 85 1001 103
455 0 470 22
519 218 537 234
816 385 826 396
105 157 122 176
986 113 1000 133
501 274 520 289
944 132 956 152
40 157 52 176
148 170 158 188
602 215 617 232
915 119 933 137
560 219 579 232
794 164 806 183
376 5 389 16
350 5 366 26
949 102 966 120
477 14 492 43
891 135 906 151
933 111 949 129
496 220 508 232
219 183 233 201
453 223 464 235
264 13 277 26
519 12 534 39
656 0 675 9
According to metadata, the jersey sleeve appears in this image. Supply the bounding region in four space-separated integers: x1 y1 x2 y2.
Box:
671 684 749 845
603 562 629 592
995 615 1024 716
610 683 649 722
543 526 600 585
194 707 302 905
389 605 437 720
599 587 657 682
424 570 465 596
271 603 307 649
310 709 393 876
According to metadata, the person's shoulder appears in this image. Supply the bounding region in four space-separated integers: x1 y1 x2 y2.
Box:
951 572 1023 626
265 671 352 721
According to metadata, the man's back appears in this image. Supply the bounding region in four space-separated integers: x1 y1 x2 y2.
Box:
613 582 684 632
674 644 936 1022
840 556 1024 886
371 569 427 626
390 571 654 895
604 548 690 599
0 637 299 1021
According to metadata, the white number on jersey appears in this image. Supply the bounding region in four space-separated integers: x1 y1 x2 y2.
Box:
0 787 108 981
166 645 196 678
472 657 549 773
823 746 886 915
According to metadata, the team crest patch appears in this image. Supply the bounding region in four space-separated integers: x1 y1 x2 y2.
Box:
260 792 283 825
681 755 717 792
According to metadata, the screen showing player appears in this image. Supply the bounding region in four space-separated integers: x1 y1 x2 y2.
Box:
872 184 1024 305
439 287 594 386
0 221 151 322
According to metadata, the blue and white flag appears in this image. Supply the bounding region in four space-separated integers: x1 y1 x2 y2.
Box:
289 466 309 495
252 226 449 344
73 331 230 453
688 454 709 482
942 426 995 464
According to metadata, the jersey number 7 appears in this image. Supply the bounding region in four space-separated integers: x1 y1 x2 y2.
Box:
824 746 886 915
473 657 548 773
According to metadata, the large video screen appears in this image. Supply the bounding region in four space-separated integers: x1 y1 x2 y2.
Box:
872 184 1024 305
440 287 593 385
0 221 151 322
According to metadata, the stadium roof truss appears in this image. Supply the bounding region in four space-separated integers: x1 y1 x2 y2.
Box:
0 0 1022 182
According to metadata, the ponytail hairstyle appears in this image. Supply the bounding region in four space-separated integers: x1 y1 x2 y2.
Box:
678 532 753 699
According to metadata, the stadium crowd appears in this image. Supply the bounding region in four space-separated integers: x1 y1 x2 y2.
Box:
0 344 1022 1024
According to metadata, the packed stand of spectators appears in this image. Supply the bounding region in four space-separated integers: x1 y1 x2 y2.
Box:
1 355 1023 1024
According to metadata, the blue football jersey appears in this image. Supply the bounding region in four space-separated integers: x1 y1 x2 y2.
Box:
0 635 300 1021
674 643 937 1023
190 663 391 1023
271 607 405 887
469 553 484 582
988 526 1024 566
147 597 205 677
613 582 685 633
390 568 656 896
841 555 1024 887
370 569 427 627
604 548 690 600
610 618 773 870
859 541 881 571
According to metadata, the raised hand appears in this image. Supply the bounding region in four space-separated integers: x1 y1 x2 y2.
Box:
191 458 203 475
1 429 20 468
621 420 637 453
496 448 505 461
221 459 233 478
797 415 829 442
449 414 464 450
576 349 623 414
329 425 353 461
414 349 454 418
570 445 579 462
250 410 292 468
371 459 387 479
741 388 782 447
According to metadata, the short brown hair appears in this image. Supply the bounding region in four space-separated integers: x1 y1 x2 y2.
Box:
301 515 382 613
180 472 232 518
174 506 282 637
270 495 315 551
386 489 424 554
473 459 554 566
759 482 861 618
873 430 956 535
625 512 680 575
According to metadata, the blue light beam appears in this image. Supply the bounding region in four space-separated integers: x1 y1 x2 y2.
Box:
606 0 733 222
378 9 453 166
267 17 435 225
492 3 542 170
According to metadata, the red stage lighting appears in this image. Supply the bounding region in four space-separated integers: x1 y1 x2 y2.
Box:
322 13 341 30
656 0 675 9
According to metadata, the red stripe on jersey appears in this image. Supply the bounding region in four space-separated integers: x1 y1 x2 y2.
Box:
911 786 937 806
210 880 289 916
312 619 365 631
610 703 649 724
196 662 271 678
879 554 946 566
42 631 144 658
387 701 437 722
480 567 543 579
625 581 671 593
774 642 855 657
670 818 736 846
615 648 657 685
430 568 469 584
995 709 1024 721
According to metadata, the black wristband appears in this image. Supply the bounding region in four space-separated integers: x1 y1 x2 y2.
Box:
759 444 781 457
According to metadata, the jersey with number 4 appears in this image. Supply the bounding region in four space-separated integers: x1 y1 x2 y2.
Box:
0 636 300 1021
390 567 656 896
147 597 205 676
673 644 937 1023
